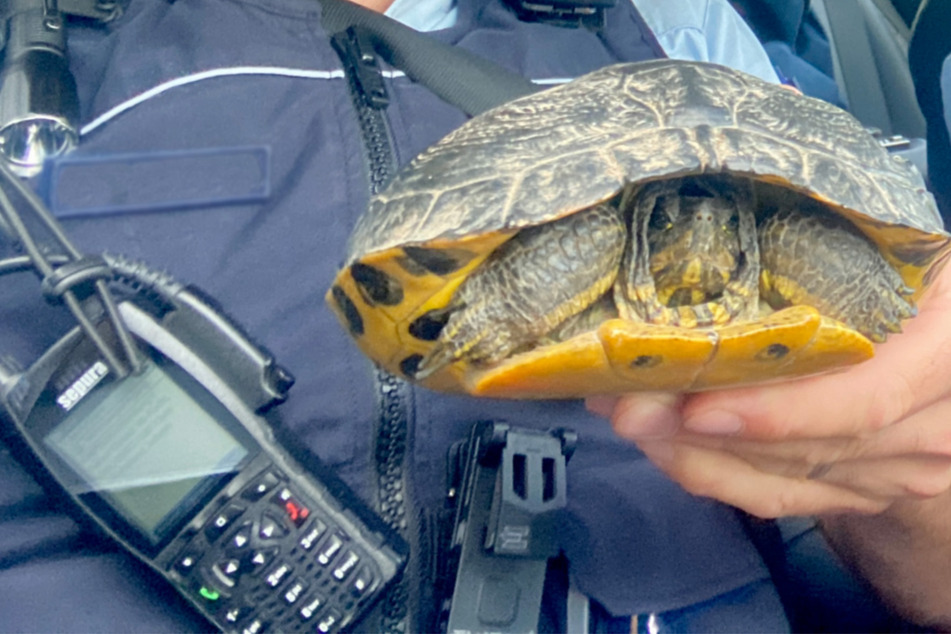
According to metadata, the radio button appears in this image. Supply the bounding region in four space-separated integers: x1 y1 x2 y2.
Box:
228 523 253 552
317 607 343 633
241 617 268 634
204 504 245 542
351 565 376 598
242 470 282 501
265 561 293 588
222 604 253 625
249 547 279 574
211 558 243 588
198 586 221 602
171 545 203 577
332 550 360 581
298 519 327 551
283 578 309 604
316 533 344 566
298 593 324 621
258 513 288 541
273 487 311 526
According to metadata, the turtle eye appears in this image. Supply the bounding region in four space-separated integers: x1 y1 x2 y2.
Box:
721 214 739 234
649 196 676 231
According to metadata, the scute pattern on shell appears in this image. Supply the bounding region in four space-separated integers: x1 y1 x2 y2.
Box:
347 60 942 265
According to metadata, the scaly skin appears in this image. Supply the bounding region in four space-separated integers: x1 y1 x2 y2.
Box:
415 201 625 376
759 204 916 342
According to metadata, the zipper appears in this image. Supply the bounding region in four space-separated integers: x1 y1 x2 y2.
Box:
331 26 419 634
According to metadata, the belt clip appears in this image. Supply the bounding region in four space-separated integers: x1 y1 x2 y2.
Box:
443 420 577 633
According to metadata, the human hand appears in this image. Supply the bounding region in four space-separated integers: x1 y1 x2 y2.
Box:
587 261 951 517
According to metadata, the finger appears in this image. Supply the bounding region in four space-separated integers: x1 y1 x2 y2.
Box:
638 439 889 517
856 395 951 460
679 268 951 440
664 408 951 503
692 433 951 500
602 392 683 439
584 395 619 419
810 454 951 501
674 393 951 471
671 433 863 480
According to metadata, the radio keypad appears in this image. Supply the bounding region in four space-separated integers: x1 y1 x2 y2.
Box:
167 468 384 633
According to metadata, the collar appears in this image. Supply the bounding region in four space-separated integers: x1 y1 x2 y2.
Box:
385 0 458 31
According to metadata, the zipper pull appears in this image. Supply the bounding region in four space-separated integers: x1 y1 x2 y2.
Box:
331 26 390 109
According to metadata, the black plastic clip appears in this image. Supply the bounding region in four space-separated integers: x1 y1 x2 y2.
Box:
40 254 113 304
0 0 123 23
442 421 576 633
57 0 123 22
504 0 615 29
331 25 390 109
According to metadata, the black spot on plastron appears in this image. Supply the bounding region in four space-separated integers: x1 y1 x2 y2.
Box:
403 246 476 276
408 309 451 341
395 255 430 277
332 286 364 336
630 354 662 369
756 343 790 362
350 263 404 306
400 354 424 378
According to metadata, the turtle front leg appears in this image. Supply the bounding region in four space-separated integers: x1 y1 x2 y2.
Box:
415 201 626 378
758 205 916 342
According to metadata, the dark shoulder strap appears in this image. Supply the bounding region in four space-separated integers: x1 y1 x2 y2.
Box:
318 0 540 115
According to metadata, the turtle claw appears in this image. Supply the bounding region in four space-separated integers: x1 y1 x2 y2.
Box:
413 347 448 380
856 285 915 342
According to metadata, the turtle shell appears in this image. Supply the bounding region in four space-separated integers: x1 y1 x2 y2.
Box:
328 59 951 398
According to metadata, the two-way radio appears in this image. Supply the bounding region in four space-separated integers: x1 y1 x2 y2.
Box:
0 160 407 633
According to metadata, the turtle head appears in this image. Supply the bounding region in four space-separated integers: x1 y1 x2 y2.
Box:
646 179 743 306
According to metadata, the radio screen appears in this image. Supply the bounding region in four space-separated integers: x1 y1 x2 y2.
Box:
43 359 252 545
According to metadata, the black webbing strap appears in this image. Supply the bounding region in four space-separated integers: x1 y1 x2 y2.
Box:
318 0 541 116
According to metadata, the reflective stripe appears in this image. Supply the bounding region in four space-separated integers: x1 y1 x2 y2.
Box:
79 66 572 136
80 66 407 136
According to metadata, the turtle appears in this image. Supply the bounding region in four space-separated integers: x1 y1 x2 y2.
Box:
327 59 951 399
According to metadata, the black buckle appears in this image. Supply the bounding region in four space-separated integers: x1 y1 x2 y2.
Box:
505 0 615 29
1 0 122 23
442 421 577 633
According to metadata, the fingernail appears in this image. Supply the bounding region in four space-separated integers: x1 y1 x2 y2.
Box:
614 399 681 439
684 410 745 436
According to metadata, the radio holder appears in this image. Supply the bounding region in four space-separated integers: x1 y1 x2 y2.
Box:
442 420 576 633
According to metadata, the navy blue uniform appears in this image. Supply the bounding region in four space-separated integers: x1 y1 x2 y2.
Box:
0 0 789 630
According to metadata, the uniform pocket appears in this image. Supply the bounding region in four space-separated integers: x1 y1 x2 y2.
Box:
40 145 270 218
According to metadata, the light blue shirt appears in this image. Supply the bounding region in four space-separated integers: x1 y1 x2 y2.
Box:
942 54 951 139
386 0 780 83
